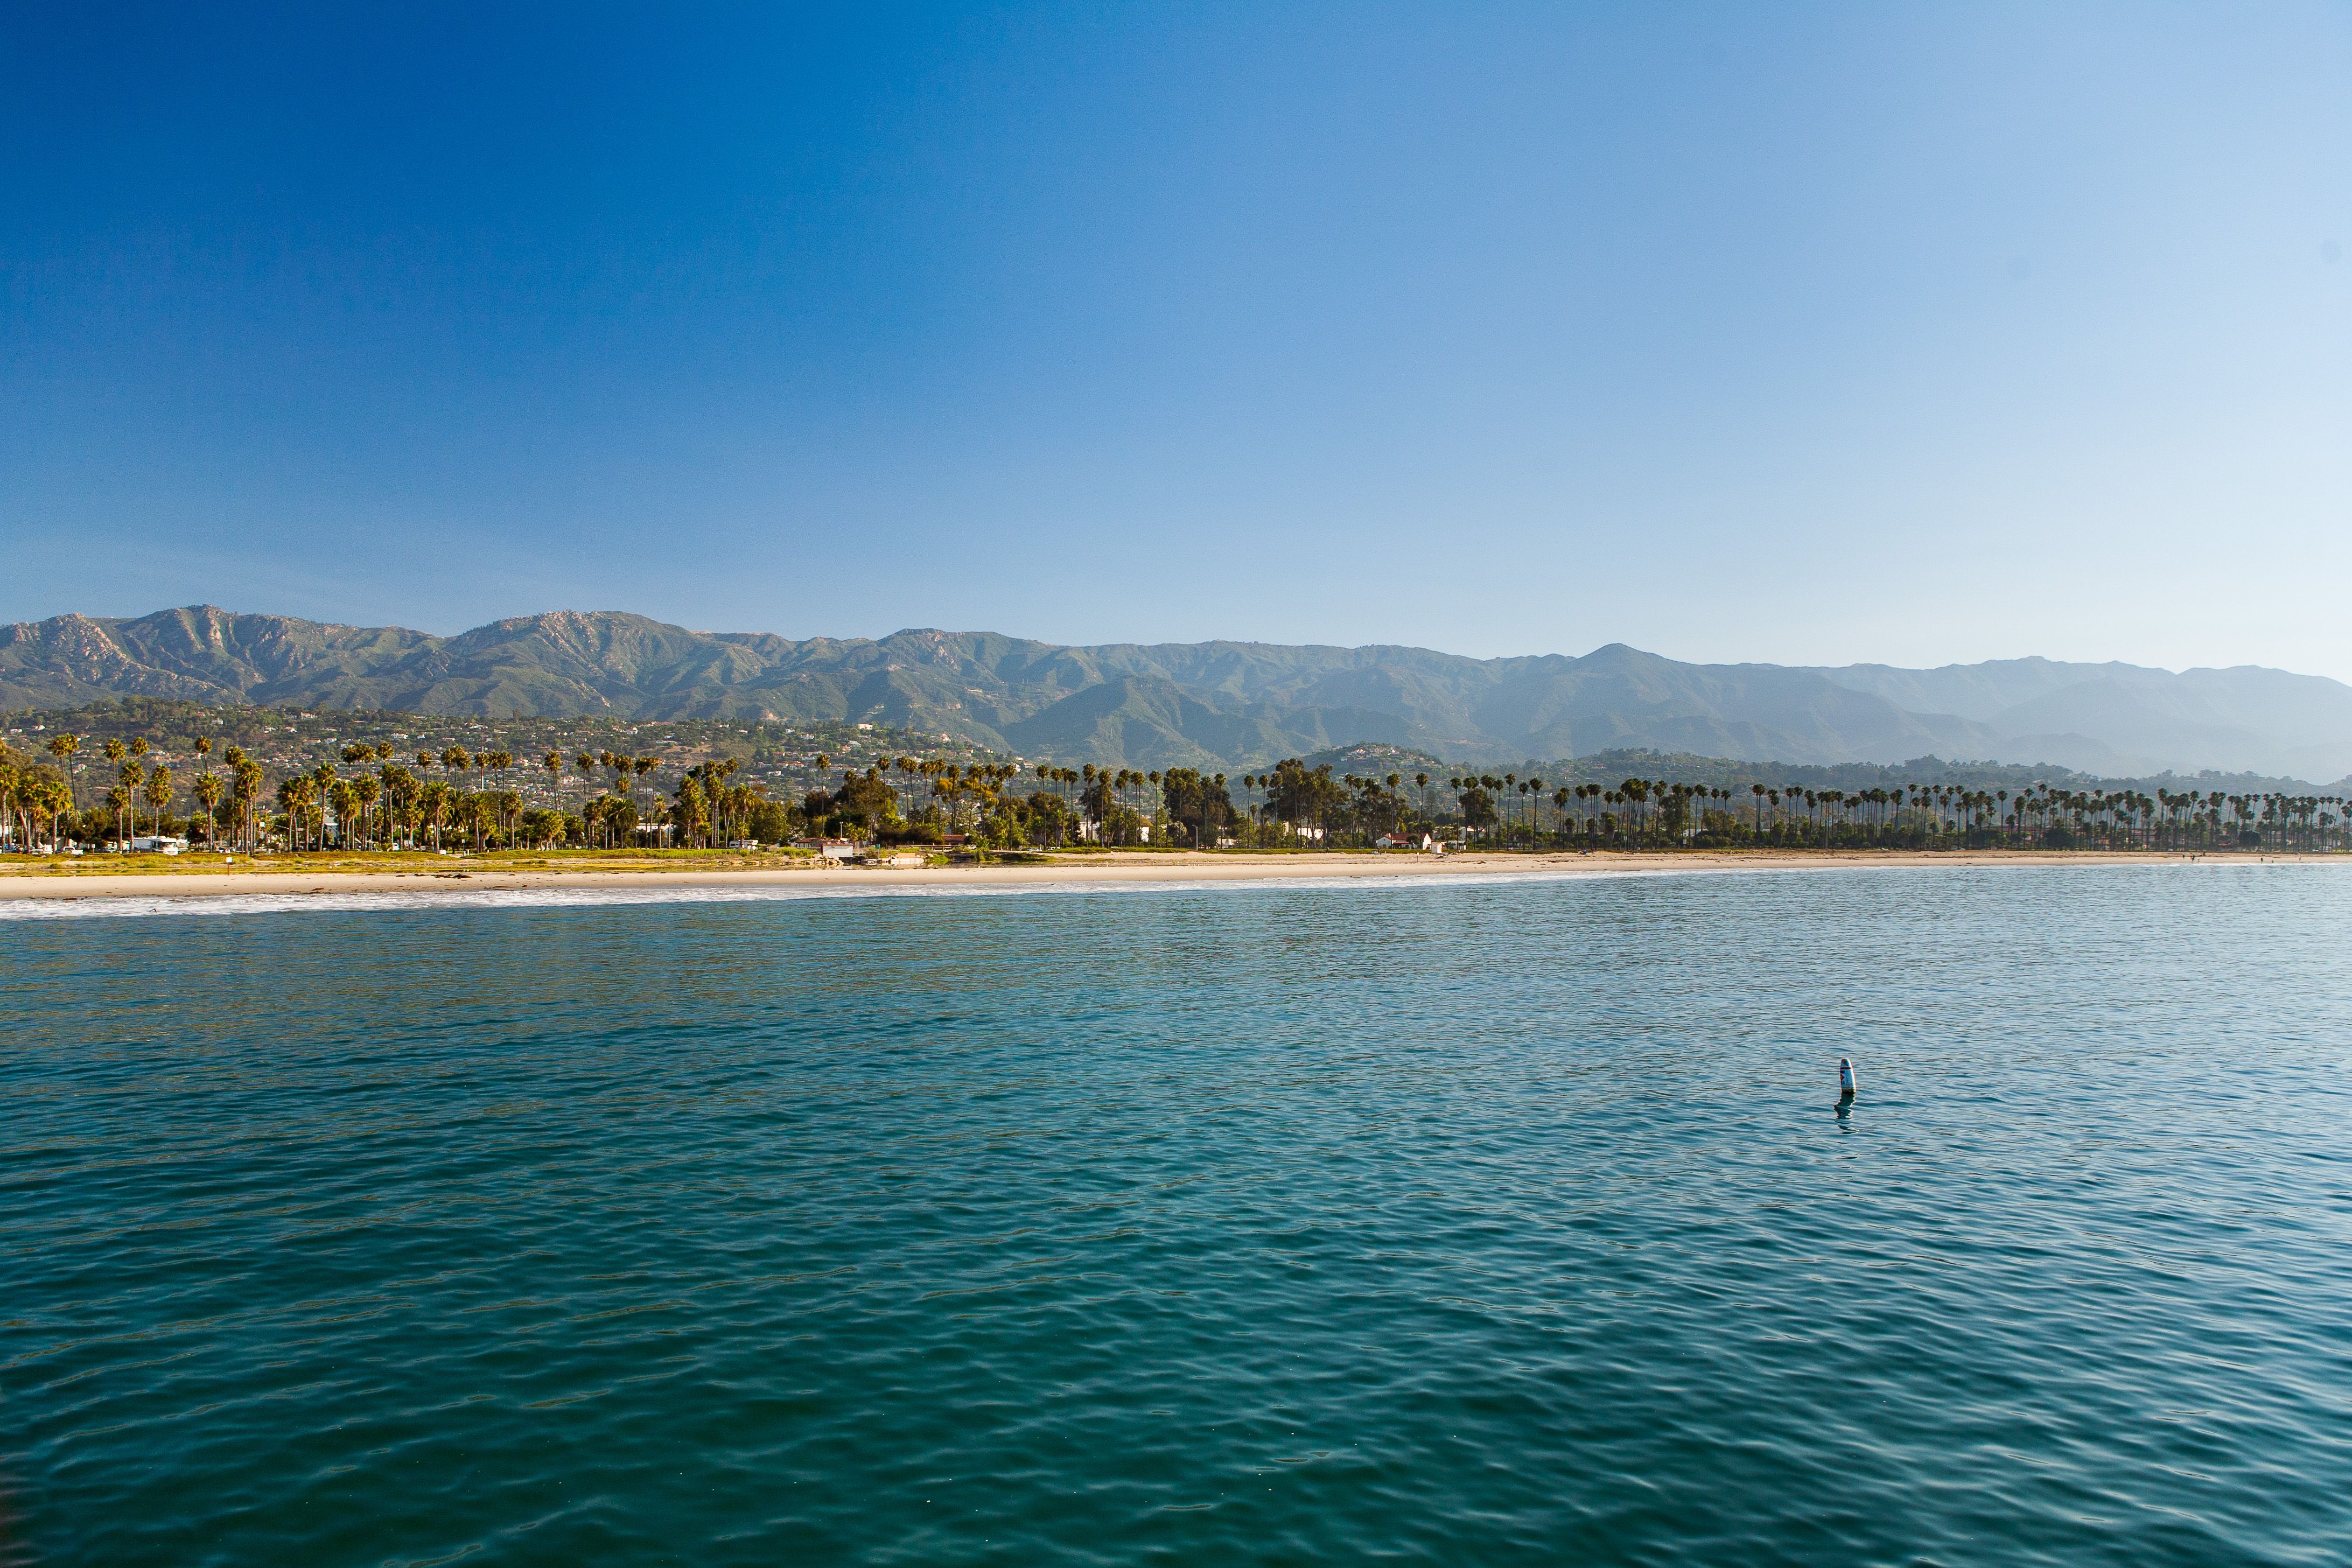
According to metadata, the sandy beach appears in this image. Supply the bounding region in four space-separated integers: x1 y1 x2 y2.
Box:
0 846 2328 902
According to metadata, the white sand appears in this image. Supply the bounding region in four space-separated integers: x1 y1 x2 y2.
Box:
0 847 2315 901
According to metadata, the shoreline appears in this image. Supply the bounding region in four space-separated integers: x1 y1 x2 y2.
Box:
0 847 2335 902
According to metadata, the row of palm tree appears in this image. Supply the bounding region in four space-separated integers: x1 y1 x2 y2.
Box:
1431 776 2350 852
10 725 2349 857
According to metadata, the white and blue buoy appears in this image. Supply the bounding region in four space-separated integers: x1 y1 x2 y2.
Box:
1837 1058 1857 1101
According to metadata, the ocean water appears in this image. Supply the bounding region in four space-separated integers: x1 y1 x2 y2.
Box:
5 863 2349 1566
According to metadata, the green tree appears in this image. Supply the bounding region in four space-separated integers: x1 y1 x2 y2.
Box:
46 733 80 813
353 774 380 849
673 776 709 848
145 765 174 839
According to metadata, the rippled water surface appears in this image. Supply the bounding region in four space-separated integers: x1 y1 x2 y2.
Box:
7 864 2351 1565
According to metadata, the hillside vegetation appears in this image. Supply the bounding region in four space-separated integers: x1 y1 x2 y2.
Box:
8 606 2350 780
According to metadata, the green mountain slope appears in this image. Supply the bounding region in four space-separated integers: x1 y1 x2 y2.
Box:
8 605 2346 775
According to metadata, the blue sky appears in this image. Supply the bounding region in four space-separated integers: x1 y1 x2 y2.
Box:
5 3 2348 676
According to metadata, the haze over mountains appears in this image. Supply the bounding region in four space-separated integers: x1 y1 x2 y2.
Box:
7 606 2350 783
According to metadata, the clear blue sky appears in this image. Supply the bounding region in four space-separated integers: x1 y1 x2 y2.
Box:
5 3 2348 675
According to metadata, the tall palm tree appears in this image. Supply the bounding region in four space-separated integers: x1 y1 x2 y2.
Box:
193 771 223 849
145 765 173 842
128 737 150 833
353 774 380 849
115 759 143 848
46 733 80 815
2 756 28 851
275 777 303 851
0 756 19 852
675 775 709 848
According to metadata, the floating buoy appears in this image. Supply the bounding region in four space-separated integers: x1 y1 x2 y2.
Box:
1837 1058 1857 1101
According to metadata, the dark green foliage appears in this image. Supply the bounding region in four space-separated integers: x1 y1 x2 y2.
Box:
746 799 794 844
813 771 897 831
1158 768 1235 840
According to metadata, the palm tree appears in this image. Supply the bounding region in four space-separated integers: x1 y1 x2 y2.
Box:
3 759 26 857
192 770 223 849
115 759 143 848
223 749 256 851
353 774 380 849
145 765 173 841
421 780 451 850
46 733 80 814
37 773 71 852
0 755 24 852
675 775 709 848
129 737 149 819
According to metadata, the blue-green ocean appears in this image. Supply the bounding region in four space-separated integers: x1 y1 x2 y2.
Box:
5 864 2349 1565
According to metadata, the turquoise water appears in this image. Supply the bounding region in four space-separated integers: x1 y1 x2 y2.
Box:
5 865 2350 1565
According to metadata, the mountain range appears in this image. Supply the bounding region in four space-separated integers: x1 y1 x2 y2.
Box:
6 606 2350 781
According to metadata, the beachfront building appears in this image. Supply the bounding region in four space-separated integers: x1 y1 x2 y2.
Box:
1075 817 1152 844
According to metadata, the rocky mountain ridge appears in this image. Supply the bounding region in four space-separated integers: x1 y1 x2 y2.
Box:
6 606 2347 779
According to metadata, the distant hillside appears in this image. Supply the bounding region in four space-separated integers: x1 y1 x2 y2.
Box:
1803 657 2352 780
6 605 2349 778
